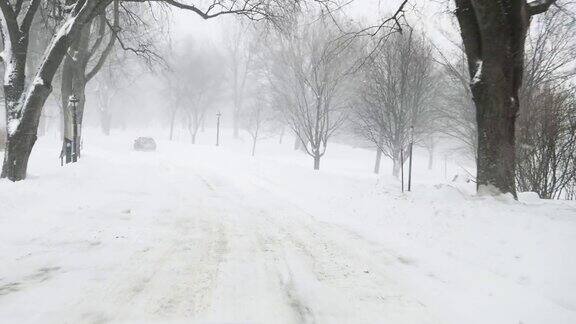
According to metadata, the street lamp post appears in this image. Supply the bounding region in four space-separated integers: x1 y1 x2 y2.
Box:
216 112 222 146
64 95 80 164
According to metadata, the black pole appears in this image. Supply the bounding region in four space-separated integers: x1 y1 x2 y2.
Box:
401 150 404 193
408 142 413 191
216 112 221 146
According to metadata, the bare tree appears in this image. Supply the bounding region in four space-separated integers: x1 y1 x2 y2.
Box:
454 0 560 197
436 54 478 160
59 1 168 159
60 0 120 162
224 19 257 139
268 88 302 151
421 135 437 170
0 0 307 181
180 47 224 144
441 4 576 198
161 67 182 141
95 75 114 136
355 31 437 177
267 13 354 170
93 51 137 136
243 91 275 156
161 42 224 143
183 102 206 145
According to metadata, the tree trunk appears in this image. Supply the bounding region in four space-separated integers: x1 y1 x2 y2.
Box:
188 122 198 144
251 137 257 156
2 84 51 181
75 90 86 158
1 0 146 180
278 127 285 144
1 42 32 181
1 134 37 181
454 0 542 198
169 112 176 141
38 114 47 137
60 20 93 161
313 154 321 170
3 46 27 125
59 106 65 140
100 109 111 135
374 148 383 174
374 135 384 174
233 109 240 139
473 76 518 196
294 137 301 150
61 8 118 159
392 157 400 178
428 145 434 170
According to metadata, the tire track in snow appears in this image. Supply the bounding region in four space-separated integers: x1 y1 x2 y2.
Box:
61 173 231 323
250 218 317 324
196 170 438 324
134 217 229 318
193 173 309 324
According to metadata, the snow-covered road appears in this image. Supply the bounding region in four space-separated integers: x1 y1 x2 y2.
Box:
0 151 432 323
192 169 437 324
1 132 575 323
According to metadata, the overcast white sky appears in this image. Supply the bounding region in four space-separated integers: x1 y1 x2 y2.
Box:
170 0 459 50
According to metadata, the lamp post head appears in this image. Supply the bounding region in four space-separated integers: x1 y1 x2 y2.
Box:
69 95 79 106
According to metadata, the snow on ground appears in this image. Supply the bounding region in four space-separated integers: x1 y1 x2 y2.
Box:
1 128 575 324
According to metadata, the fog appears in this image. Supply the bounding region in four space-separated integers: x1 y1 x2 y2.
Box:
51 0 460 141
1 1 575 323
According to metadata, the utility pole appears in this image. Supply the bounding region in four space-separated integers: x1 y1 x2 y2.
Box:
216 112 222 146
408 125 414 192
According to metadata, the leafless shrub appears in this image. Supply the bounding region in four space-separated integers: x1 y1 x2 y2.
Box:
515 6 576 199
516 87 576 199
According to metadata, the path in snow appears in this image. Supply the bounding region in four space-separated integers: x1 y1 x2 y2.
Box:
0 146 435 324
1 133 575 324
